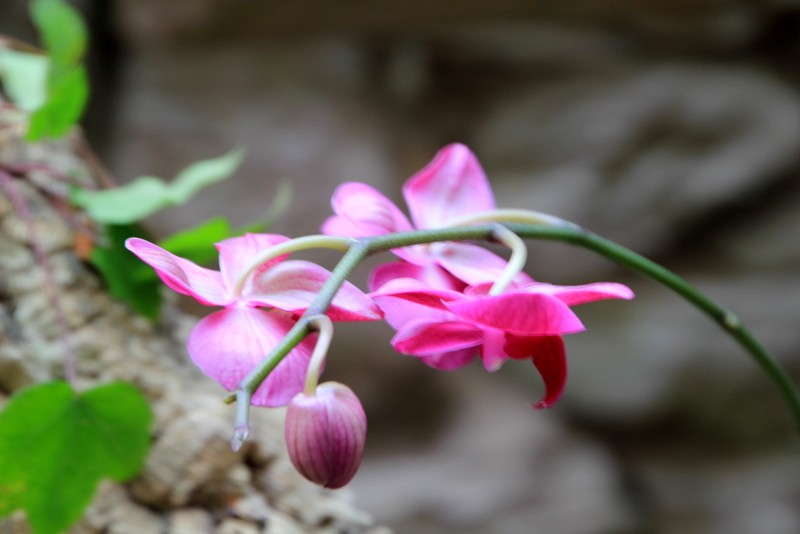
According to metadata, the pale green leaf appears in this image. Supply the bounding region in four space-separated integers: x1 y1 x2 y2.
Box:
0 49 48 111
71 177 169 224
169 148 245 203
29 0 87 76
71 149 245 224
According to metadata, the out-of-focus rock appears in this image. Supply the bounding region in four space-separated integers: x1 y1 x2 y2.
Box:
0 98 385 533
476 65 800 279
352 370 637 533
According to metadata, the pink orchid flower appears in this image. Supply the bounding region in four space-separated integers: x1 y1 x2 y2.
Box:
323 143 529 287
371 278 634 408
125 234 381 407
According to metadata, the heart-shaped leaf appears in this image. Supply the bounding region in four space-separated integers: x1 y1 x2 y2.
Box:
0 381 152 534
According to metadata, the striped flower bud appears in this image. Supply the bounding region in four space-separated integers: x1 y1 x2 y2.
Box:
284 382 367 489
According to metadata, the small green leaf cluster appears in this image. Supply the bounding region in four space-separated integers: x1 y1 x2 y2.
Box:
68 149 290 320
0 0 89 140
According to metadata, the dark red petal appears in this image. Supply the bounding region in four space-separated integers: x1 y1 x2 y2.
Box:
504 335 567 409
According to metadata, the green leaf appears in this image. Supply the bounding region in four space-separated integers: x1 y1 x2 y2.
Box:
90 224 162 319
29 0 87 77
167 148 246 204
0 381 152 534
71 149 245 224
159 216 232 266
70 177 169 225
25 65 88 141
0 49 49 111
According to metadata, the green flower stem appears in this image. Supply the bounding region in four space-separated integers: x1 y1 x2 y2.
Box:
227 222 800 447
505 222 800 429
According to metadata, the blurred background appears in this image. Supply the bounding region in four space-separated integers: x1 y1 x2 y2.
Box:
2 1 800 532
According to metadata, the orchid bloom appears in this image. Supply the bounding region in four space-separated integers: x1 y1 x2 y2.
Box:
125 234 380 406
322 143 530 288
371 278 634 408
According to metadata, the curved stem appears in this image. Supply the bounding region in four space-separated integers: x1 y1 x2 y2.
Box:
228 221 800 446
303 315 334 396
233 234 353 296
488 224 527 295
449 208 578 229
504 222 800 429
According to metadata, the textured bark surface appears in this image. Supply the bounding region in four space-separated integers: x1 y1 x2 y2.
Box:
0 100 388 534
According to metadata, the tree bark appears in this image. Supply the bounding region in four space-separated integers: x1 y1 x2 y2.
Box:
0 99 387 534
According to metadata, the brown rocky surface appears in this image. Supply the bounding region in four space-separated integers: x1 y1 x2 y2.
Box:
0 97 387 534
3 1 800 532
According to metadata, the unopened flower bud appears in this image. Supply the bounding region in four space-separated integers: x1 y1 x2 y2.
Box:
284 381 367 489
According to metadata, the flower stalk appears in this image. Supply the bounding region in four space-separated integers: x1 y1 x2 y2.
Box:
226 219 800 444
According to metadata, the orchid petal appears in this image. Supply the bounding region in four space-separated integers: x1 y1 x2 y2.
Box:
369 261 464 293
322 182 413 237
370 277 464 311
524 282 635 306
445 292 585 335
392 318 483 356
480 327 510 372
429 242 534 286
216 233 290 290
187 307 315 407
371 293 459 331
418 348 477 371
248 260 381 321
505 335 567 409
403 143 496 229
125 237 231 306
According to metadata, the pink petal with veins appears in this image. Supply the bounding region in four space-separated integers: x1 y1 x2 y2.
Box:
418 348 477 371
429 242 534 286
248 260 381 321
187 306 315 407
216 233 289 290
392 318 483 356
125 237 231 306
369 261 464 293
370 277 463 311
446 292 585 336
322 182 414 237
403 144 495 229
524 282 635 305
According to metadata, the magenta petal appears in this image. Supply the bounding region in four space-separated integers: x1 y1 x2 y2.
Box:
187 307 314 407
418 348 477 371
216 233 290 290
322 182 413 237
403 144 496 229
369 261 465 293
524 282 635 306
392 318 483 355
446 292 585 335
430 242 534 286
479 327 510 372
125 237 231 306
505 335 567 409
247 260 381 321
370 277 463 311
